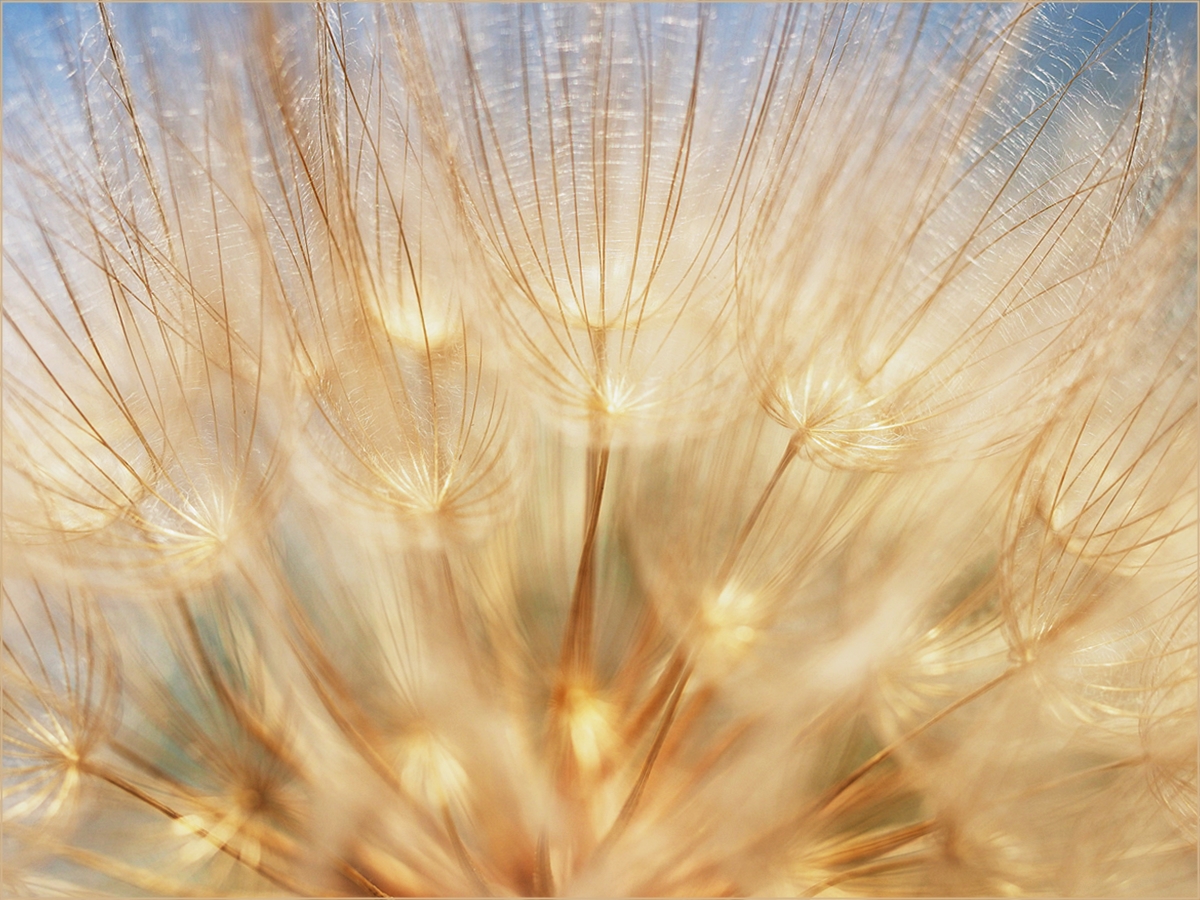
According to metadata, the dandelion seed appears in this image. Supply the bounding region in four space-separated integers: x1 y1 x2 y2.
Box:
3 3 1197 897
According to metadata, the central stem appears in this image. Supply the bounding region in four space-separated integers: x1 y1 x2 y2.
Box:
596 436 802 861
715 436 799 588
558 436 612 681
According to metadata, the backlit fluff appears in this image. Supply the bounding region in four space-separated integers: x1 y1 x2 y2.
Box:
2 4 1196 897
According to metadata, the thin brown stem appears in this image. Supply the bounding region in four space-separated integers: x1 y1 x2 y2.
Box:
443 804 492 896
816 666 1018 813
337 860 391 898
558 441 612 681
175 595 307 782
622 648 687 744
533 830 555 897
746 664 1022 859
715 438 798 587
595 660 694 858
82 761 311 896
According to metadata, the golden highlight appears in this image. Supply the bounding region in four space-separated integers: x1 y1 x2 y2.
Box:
2 3 1196 897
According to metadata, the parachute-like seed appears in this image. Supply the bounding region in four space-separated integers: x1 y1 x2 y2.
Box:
2 3 1196 897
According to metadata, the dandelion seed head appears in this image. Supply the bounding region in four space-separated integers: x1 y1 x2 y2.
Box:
554 682 618 781
372 293 463 354
697 583 760 666
3 1 1197 896
396 725 470 811
768 368 910 470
